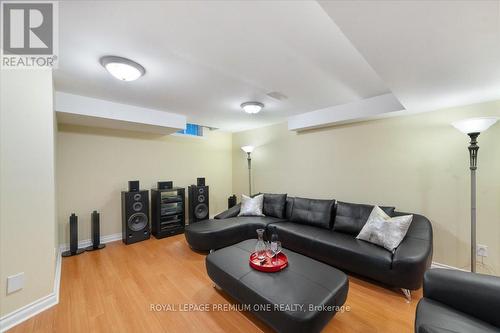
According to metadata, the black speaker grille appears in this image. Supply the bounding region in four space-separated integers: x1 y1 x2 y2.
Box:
128 212 148 231
188 185 208 224
132 202 143 211
194 203 208 219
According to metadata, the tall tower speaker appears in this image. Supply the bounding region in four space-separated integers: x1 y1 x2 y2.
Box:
85 211 105 251
188 185 209 223
62 214 84 257
122 189 150 244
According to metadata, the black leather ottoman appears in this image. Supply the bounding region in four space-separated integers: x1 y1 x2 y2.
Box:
206 239 349 333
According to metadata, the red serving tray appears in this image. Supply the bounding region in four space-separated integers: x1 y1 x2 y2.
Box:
249 252 288 272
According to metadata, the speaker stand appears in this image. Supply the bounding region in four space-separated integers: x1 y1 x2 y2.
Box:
62 248 85 257
85 244 106 251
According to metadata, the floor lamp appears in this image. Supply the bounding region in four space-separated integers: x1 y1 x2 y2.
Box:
241 145 255 195
452 117 498 273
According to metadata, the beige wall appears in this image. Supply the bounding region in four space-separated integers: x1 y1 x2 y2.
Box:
56 125 232 245
0 70 57 316
54 99 500 274
232 101 500 275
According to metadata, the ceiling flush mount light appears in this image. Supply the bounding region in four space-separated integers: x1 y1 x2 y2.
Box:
241 102 264 114
100 56 145 81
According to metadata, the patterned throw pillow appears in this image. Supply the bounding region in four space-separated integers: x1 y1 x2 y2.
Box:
238 194 265 217
356 206 413 252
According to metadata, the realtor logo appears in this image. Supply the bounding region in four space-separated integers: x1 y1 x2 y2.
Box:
1 1 58 68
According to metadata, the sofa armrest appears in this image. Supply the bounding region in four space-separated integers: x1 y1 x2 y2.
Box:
391 213 433 289
214 203 241 219
417 324 459 333
424 268 500 328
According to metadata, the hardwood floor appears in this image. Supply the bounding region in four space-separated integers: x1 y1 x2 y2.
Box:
9 235 422 333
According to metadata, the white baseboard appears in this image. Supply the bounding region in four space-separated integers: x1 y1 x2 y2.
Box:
59 232 122 251
1 233 122 332
431 261 468 272
0 247 62 332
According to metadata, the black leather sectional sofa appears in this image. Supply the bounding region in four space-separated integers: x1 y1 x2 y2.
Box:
416 269 500 333
185 196 433 293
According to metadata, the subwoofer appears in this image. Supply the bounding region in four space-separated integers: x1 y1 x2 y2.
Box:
188 185 209 223
121 190 150 244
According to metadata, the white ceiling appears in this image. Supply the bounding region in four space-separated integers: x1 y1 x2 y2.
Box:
319 0 500 113
54 0 388 132
55 1 500 132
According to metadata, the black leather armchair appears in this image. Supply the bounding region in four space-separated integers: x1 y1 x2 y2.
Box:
415 269 500 333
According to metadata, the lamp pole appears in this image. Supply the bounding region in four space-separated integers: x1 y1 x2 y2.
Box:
247 152 252 196
452 117 497 273
468 133 479 273
241 146 255 196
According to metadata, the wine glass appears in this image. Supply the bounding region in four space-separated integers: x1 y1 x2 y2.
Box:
265 241 274 264
273 241 282 265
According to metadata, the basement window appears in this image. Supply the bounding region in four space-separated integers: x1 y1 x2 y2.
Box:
176 123 204 137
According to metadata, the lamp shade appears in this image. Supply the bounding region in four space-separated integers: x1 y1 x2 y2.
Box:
241 145 255 153
452 117 498 134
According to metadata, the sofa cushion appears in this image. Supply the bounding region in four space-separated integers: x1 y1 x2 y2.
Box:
269 222 326 258
263 193 287 218
285 197 294 220
311 231 393 281
184 216 285 251
333 201 395 235
290 197 335 229
214 203 241 219
416 299 500 333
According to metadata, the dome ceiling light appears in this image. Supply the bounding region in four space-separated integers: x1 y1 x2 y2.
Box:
241 101 264 114
100 56 145 82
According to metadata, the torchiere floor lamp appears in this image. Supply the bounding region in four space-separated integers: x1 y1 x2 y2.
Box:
452 117 498 272
241 145 255 195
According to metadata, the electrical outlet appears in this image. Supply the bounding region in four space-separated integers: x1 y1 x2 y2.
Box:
7 272 25 294
477 244 488 257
